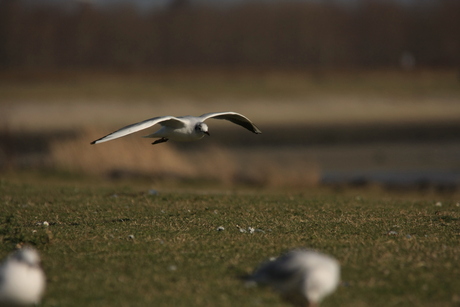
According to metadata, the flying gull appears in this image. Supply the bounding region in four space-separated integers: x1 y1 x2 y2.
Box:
247 249 340 307
91 111 261 145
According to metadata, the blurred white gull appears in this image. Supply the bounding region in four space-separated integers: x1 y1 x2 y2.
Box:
0 246 46 306
247 249 340 307
91 111 261 145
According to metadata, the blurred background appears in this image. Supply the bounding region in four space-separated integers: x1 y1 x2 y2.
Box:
1 0 459 190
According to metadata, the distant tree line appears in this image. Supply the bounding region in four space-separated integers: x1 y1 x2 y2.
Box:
0 0 459 71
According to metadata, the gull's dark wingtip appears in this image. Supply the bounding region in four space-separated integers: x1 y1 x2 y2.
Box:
90 140 97 145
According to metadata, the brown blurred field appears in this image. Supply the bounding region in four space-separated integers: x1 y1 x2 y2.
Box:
1 70 460 189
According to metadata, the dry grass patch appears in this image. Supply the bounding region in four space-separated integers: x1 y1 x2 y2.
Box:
49 129 320 187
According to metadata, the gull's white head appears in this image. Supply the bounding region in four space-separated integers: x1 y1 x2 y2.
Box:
195 122 210 136
12 247 41 268
0 246 46 306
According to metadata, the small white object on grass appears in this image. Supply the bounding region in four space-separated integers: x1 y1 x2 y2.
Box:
168 265 177 271
216 226 225 231
247 249 340 307
42 221 49 227
0 246 46 306
90 111 261 145
236 225 246 233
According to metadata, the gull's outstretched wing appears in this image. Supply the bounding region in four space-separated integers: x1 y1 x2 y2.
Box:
199 112 262 134
91 116 185 144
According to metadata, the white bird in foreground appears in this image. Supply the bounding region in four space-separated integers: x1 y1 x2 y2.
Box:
91 111 262 145
247 249 340 307
0 246 46 306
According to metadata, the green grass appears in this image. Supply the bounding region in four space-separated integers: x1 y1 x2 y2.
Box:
0 179 459 306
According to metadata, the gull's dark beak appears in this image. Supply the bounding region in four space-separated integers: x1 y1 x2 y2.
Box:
204 131 210 136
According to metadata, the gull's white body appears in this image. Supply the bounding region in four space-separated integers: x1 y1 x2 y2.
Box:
91 111 261 145
144 115 207 142
0 247 46 306
248 249 340 307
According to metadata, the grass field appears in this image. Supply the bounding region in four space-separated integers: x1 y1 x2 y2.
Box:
1 177 459 307
2 69 459 101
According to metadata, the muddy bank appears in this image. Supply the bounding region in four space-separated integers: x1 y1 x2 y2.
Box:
1 120 459 190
